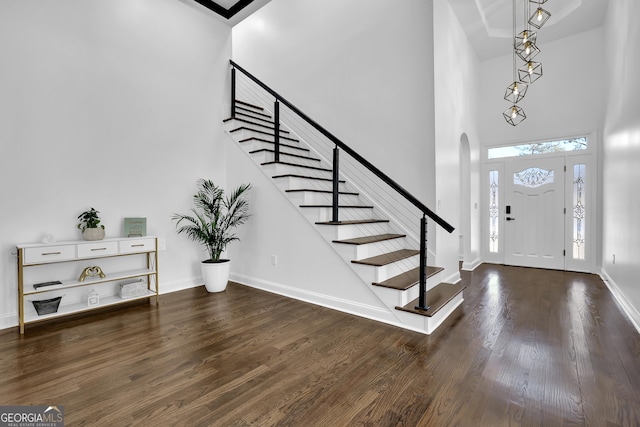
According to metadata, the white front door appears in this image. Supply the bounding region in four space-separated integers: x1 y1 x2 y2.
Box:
504 157 565 269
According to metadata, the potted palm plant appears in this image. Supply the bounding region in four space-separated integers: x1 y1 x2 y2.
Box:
78 207 105 241
172 179 251 293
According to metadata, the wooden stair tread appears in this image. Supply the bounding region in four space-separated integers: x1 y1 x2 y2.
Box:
224 117 290 134
239 137 309 153
235 105 271 119
333 233 405 245
235 100 264 111
261 161 332 173
272 174 345 183
230 127 299 143
235 111 276 125
351 249 419 266
373 266 444 290
250 149 320 162
316 219 389 226
395 282 465 317
285 189 359 196
300 204 373 209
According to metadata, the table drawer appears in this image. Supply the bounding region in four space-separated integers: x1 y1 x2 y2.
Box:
77 241 119 258
119 238 155 254
23 245 76 264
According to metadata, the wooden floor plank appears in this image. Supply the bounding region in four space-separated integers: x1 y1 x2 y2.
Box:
0 264 638 426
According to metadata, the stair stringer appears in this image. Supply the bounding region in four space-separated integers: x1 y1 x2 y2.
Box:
224 120 454 332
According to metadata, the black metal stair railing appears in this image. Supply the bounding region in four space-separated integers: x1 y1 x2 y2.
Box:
229 60 455 311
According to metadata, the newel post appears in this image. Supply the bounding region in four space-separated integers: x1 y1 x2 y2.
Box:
415 214 430 311
274 100 280 162
230 67 236 117
332 146 340 223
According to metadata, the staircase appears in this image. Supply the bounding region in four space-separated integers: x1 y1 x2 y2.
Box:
223 94 465 335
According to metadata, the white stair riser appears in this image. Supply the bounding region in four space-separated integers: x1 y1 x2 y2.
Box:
350 254 419 284
238 140 309 156
369 275 443 311
394 292 464 334
315 222 390 241
226 127 301 147
300 206 375 222
250 151 323 168
262 163 333 180
273 176 347 193
333 238 408 261
287 191 360 206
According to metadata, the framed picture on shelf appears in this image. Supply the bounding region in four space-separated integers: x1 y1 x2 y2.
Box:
123 217 147 237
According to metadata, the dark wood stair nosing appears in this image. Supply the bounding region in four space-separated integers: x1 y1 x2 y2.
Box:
285 189 359 196
239 137 309 153
235 105 272 119
300 204 373 209
250 149 321 163
351 249 420 267
235 100 264 111
261 161 332 173
372 266 445 290
315 219 389 226
230 127 299 143
332 233 406 246
234 111 277 126
272 174 345 184
225 117 291 134
395 283 465 317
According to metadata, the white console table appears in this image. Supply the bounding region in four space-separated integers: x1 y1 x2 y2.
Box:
17 236 159 334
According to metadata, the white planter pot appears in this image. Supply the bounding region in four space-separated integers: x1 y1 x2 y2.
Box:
201 259 231 293
82 228 105 241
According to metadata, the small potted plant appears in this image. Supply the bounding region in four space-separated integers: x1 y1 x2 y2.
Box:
78 207 105 241
172 179 251 293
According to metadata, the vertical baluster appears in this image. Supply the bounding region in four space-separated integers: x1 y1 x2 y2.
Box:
230 67 236 117
416 214 430 311
274 100 280 162
332 146 340 223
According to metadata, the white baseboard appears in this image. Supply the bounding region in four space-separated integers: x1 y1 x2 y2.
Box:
160 277 202 295
600 268 640 334
0 313 18 332
461 257 482 271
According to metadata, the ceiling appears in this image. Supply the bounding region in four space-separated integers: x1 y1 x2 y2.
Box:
447 0 610 61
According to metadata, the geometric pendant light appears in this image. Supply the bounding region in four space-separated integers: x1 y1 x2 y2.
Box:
518 60 543 84
503 105 527 126
504 81 528 103
529 7 551 29
515 40 540 62
502 0 550 126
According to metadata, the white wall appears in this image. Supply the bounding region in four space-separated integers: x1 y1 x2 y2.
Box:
0 0 231 328
232 0 436 206
601 0 640 329
433 0 482 273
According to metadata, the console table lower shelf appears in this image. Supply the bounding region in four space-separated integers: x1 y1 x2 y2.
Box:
17 237 159 334
24 291 157 324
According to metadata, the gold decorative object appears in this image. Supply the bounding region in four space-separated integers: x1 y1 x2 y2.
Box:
79 266 106 282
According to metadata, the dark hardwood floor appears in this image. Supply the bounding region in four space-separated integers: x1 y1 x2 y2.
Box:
1 264 639 426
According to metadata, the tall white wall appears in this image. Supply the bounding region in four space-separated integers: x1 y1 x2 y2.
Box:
0 0 231 328
601 0 640 329
433 0 482 273
478 28 605 144
232 0 436 205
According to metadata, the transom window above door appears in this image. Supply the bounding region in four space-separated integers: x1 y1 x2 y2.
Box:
488 137 587 159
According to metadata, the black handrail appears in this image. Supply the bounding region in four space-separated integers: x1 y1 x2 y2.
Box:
230 60 455 234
